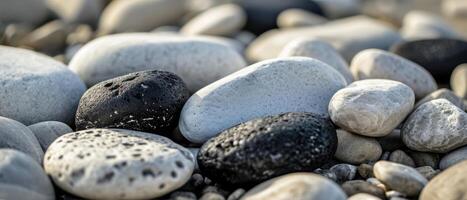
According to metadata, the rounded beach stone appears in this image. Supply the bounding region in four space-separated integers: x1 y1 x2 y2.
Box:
0 116 44 164
408 151 440 169
391 39 467 83
329 164 357 183
75 70 189 136
44 128 194 199
400 11 460 41
22 20 69 53
373 161 427 196
0 149 55 200
279 38 354 84
277 8 327 28
181 4 246 36
180 57 346 143
350 49 437 99
197 112 338 185
240 173 346 200
342 180 385 199
46 0 102 25
329 79 415 137
0 46 86 125
402 99 467 153
348 193 382 200
69 33 246 92
315 0 361 18
451 64 467 99
439 146 467 169
420 160 467 200
98 0 185 34
416 166 438 180
0 0 49 26
415 89 465 110
28 121 73 151
334 130 382 164
389 150 415 167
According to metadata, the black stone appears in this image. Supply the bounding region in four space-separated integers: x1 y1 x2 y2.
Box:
391 39 467 83
75 70 189 136
197 112 337 186
237 0 323 35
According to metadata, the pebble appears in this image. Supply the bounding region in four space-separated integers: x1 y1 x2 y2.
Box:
408 151 440 169
376 130 405 151
46 0 103 25
181 4 246 36
0 116 44 164
388 150 416 167
373 161 428 196
75 70 189 135
179 57 346 143
98 0 185 34
0 149 55 200
0 46 86 125
350 49 437 99
0 0 49 26
439 145 467 169
22 20 69 54
69 33 246 92
391 39 467 83
277 8 327 28
348 193 382 200
279 38 354 84
240 173 346 200
247 16 401 62
366 178 387 191
197 112 337 185
329 79 415 136
238 0 323 34
200 192 226 200
442 0 467 18
334 130 382 164
358 164 374 179
28 121 73 151
227 188 246 200
402 99 467 153
451 64 467 99
315 0 361 18
415 89 465 110
170 191 197 200
342 180 386 199
416 166 438 180
313 168 338 182
400 11 460 40
44 128 195 199
3 23 33 47
420 160 467 200
329 164 357 183
386 190 407 199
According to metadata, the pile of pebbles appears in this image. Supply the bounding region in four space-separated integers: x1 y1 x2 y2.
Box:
0 0 467 200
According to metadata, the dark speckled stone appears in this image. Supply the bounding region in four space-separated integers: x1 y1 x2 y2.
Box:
75 70 189 136
197 112 338 186
391 39 467 83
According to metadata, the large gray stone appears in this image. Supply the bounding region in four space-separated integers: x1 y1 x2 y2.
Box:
240 173 346 200
0 0 49 25
69 33 246 92
0 46 86 125
44 129 194 200
402 99 467 153
350 49 437 99
373 161 428 197
334 130 382 164
179 57 347 143
329 79 415 137
420 160 467 200
0 149 54 200
28 121 73 151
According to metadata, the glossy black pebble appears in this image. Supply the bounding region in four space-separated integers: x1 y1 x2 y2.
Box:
197 112 338 186
75 70 190 136
391 39 467 83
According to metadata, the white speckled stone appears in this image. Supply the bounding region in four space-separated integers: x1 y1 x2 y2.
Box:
181 4 246 36
247 16 401 62
277 9 327 28
0 46 86 125
240 173 346 200
335 130 382 164
0 0 49 25
402 99 467 153
415 89 465 110
401 11 460 40
44 129 194 200
179 57 347 143
329 79 415 137
28 121 73 151
348 193 382 200
99 0 186 34
69 33 246 92
0 149 55 200
451 64 467 99
279 38 354 84
373 161 427 197
46 0 103 25
439 146 467 169
350 49 437 99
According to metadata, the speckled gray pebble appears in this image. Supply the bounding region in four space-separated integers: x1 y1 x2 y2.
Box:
334 130 382 164
373 161 428 196
28 121 73 151
389 150 416 167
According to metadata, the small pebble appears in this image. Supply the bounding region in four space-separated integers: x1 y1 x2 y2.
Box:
373 161 428 196
335 130 382 164
277 8 327 28
416 166 439 180
389 150 416 167
348 193 382 200
358 164 375 179
451 64 467 99
342 180 386 199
